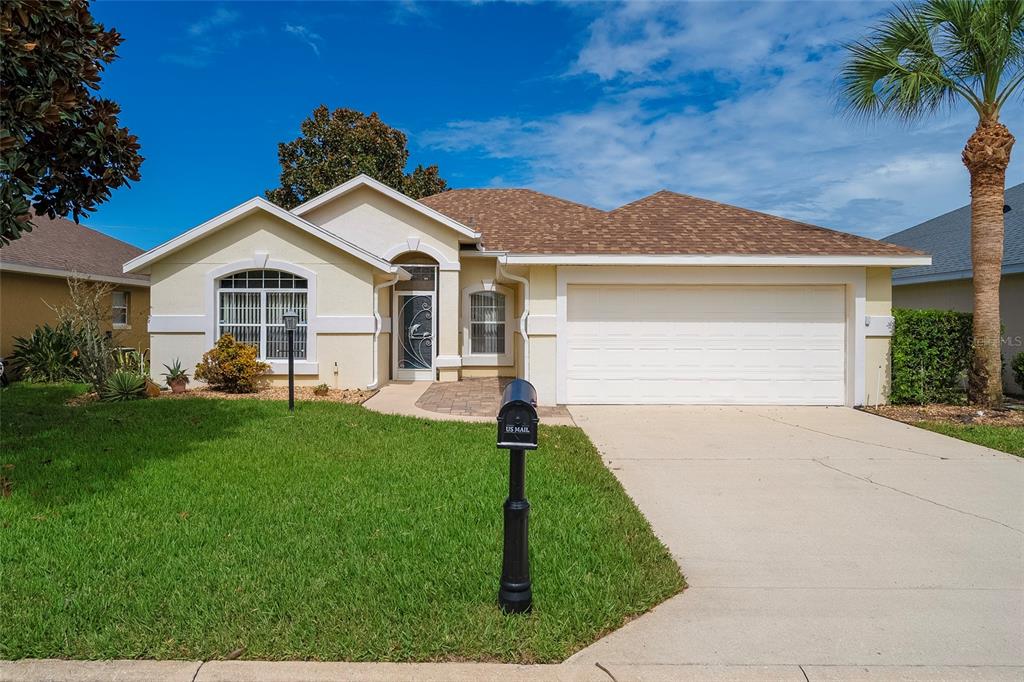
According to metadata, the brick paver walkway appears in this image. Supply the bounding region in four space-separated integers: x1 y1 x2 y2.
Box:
415 377 571 419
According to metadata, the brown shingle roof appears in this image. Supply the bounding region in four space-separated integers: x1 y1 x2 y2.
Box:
420 188 923 257
0 213 148 283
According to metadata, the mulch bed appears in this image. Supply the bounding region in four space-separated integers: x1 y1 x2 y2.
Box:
865 401 1024 427
66 386 377 405
160 386 377 404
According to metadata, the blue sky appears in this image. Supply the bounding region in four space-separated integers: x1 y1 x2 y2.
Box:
88 0 1023 249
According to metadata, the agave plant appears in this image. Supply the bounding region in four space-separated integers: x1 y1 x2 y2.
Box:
100 369 148 402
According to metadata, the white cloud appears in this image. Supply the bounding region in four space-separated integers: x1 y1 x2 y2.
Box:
164 7 262 68
187 7 239 37
425 0 1024 237
284 24 323 56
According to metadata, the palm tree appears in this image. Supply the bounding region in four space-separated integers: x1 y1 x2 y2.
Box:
839 0 1023 406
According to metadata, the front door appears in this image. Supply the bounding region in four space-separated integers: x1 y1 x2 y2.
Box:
394 291 435 380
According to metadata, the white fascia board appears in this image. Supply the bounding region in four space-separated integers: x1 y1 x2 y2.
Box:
290 174 481 240
123 197 396 274
894 262 1024 286
1 261 150 287
503 254 933 267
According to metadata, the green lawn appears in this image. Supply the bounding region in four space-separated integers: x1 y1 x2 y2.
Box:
0 384 683 662
916 421 1024 457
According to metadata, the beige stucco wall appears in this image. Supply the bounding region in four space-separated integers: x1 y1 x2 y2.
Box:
455 256 524 380
1 271 150 358
522 265 896 406
893 273 1023 392
865 267 893 406
304 186 462 268
147 211 377 388
525 266 557 404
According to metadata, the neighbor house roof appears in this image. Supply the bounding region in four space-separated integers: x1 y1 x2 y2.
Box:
0 213 149 285
884 183 1024 284
421 188 925 261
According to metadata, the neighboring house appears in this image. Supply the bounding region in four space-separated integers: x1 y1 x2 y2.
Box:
884 183 1023 393
125 175 928 406
0 214 150 358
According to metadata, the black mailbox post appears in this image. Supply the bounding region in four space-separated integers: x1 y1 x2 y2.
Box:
496 379 539 614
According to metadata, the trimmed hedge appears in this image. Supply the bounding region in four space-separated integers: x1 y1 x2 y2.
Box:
890 308 973 405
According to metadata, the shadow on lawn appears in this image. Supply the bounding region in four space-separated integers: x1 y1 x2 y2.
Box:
1 384 265 508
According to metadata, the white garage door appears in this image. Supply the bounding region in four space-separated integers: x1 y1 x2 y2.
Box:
565 284 846 405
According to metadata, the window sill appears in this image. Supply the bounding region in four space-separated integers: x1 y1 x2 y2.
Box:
113 324 131 330
462 354 513 367
266 360 319 375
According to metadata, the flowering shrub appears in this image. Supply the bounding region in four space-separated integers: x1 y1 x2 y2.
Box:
194 334 270 393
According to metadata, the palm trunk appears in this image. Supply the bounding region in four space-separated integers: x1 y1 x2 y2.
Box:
961 119 1014 407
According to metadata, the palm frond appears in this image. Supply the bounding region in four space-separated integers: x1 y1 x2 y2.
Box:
838 0 1024 121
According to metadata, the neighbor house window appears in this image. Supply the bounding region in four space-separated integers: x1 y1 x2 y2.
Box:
112 291 129 327
217 270 308 360
462 284 513 365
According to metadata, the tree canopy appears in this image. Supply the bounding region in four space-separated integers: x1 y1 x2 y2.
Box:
838 0 1023 123
265 105 448 209
0 0 143 246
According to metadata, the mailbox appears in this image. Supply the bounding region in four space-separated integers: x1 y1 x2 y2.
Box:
497 379 539 451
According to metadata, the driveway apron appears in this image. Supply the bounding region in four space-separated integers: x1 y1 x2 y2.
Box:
567 406 1024 671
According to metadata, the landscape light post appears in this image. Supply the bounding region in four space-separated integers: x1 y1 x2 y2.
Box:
283 310 298 413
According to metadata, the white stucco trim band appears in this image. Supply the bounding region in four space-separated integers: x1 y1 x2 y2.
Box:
124 197 397 274
317 316 378 333
149 315 206 333
267 360 319 375
508 254 931 267
526 314 556 336
291 174 481 240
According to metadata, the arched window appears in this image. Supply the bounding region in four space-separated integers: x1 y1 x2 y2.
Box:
462 283 513 365
218 270 308 359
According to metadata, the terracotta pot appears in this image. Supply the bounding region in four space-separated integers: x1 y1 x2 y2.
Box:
169 379 188 394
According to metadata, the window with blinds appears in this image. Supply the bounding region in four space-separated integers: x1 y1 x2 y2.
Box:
470 291 506 355
217 270 308 359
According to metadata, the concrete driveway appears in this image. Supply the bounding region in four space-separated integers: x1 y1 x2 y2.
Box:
567 406 1024 679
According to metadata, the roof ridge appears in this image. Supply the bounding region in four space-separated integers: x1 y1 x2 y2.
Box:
426 187 607 213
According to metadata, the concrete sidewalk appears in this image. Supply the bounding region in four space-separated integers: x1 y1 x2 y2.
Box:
5 660 1023 681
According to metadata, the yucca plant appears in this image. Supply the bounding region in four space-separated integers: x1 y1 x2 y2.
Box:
100 369 147 402
839 0 1024 406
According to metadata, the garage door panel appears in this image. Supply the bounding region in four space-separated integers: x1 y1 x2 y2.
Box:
565 284 846 405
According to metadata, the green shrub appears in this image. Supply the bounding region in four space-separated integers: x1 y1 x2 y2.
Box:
100 370 148 402
194 334 270 393
890 308 973 405
9 322 83 383
1013 352 1024 392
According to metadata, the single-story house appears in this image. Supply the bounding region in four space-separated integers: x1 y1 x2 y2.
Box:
1 213 150 358
884 183 1022 392
125 175 928 406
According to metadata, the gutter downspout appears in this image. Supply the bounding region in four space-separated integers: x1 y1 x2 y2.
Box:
496 256 529 382
369 268 411 389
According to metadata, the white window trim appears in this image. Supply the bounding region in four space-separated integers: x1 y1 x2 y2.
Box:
217 284 309 361
461 281 513 366
112 291 130 329
204 259 319 374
